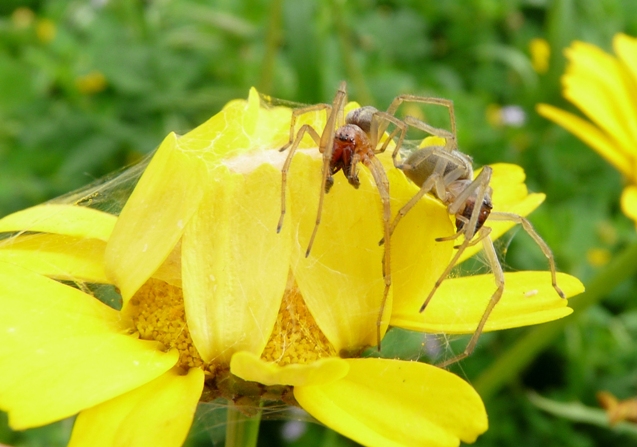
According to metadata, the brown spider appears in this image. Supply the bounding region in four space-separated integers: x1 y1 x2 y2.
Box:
388 99 565 367
276 81 410 347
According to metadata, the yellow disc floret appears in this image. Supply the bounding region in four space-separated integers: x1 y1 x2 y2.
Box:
126 278 204 370
261 277 336 365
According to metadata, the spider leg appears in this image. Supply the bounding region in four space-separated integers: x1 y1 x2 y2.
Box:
435 230 465 242
387 169 441 240
306 81 348 257
368 111 408 156
489 211 565 299
436 230 504 368
279 103 331 153
278 124 323 232
345 150 362 187
419 234 471 313
420 167 492 312
448 225 492 248
383 96 457 152
386 96 456 133
366 156 392 348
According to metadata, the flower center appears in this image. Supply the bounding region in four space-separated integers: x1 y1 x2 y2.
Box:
125 274 335 412
126 278 204 370
261 276 337 365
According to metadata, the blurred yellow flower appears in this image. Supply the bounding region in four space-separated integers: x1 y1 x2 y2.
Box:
530 38 550 74
36 18 56 43
586 248 612 267
537 33 637 227
11 7 35 29
0 89 584 447
76 71 108 95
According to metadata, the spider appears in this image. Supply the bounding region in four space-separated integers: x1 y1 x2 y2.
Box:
387 99 565 367
276 81 411 347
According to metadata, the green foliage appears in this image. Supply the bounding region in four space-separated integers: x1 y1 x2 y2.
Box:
1 0 637 446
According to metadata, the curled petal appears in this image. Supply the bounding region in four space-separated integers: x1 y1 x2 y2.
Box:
287 153 394 351
391 271 583 334
69 368 203 447
106 132 207 302
106 88 298 304
181 88 291 165
295 358 487 447
182 164 290 363
286 154 449 351
0 263 178 429
230 351 349 387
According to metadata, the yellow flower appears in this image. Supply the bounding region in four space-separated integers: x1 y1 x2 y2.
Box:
537 33 637 227
586 247 611 267
0 207 202 446
76 70 108 95
11 7 35 29
35 18 56 43
530 38 551 74
0 89 584 446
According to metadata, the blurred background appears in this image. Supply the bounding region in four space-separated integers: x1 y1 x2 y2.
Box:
1 0 637 446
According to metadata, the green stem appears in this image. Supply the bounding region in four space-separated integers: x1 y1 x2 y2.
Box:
474 240 637 401
528 391 637 437
258 0 283 93
225 403 262 447
328 0 374 105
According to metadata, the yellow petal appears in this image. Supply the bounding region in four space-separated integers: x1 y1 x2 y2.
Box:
391 271 583 334
562 72 637 160
179 88 262 164
230 351 349 386
530 38 550 74
536 103 632 177
563 41 637 154
621 185 637 227
180 88 293 165
151 242 183 289
106 132 207 302
295 358 487 447
0 234 108 283
68 368 203 447
0 262 178 429
0 204 116 241
106 88 297 304
614 33 637 91
182 164 290 363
